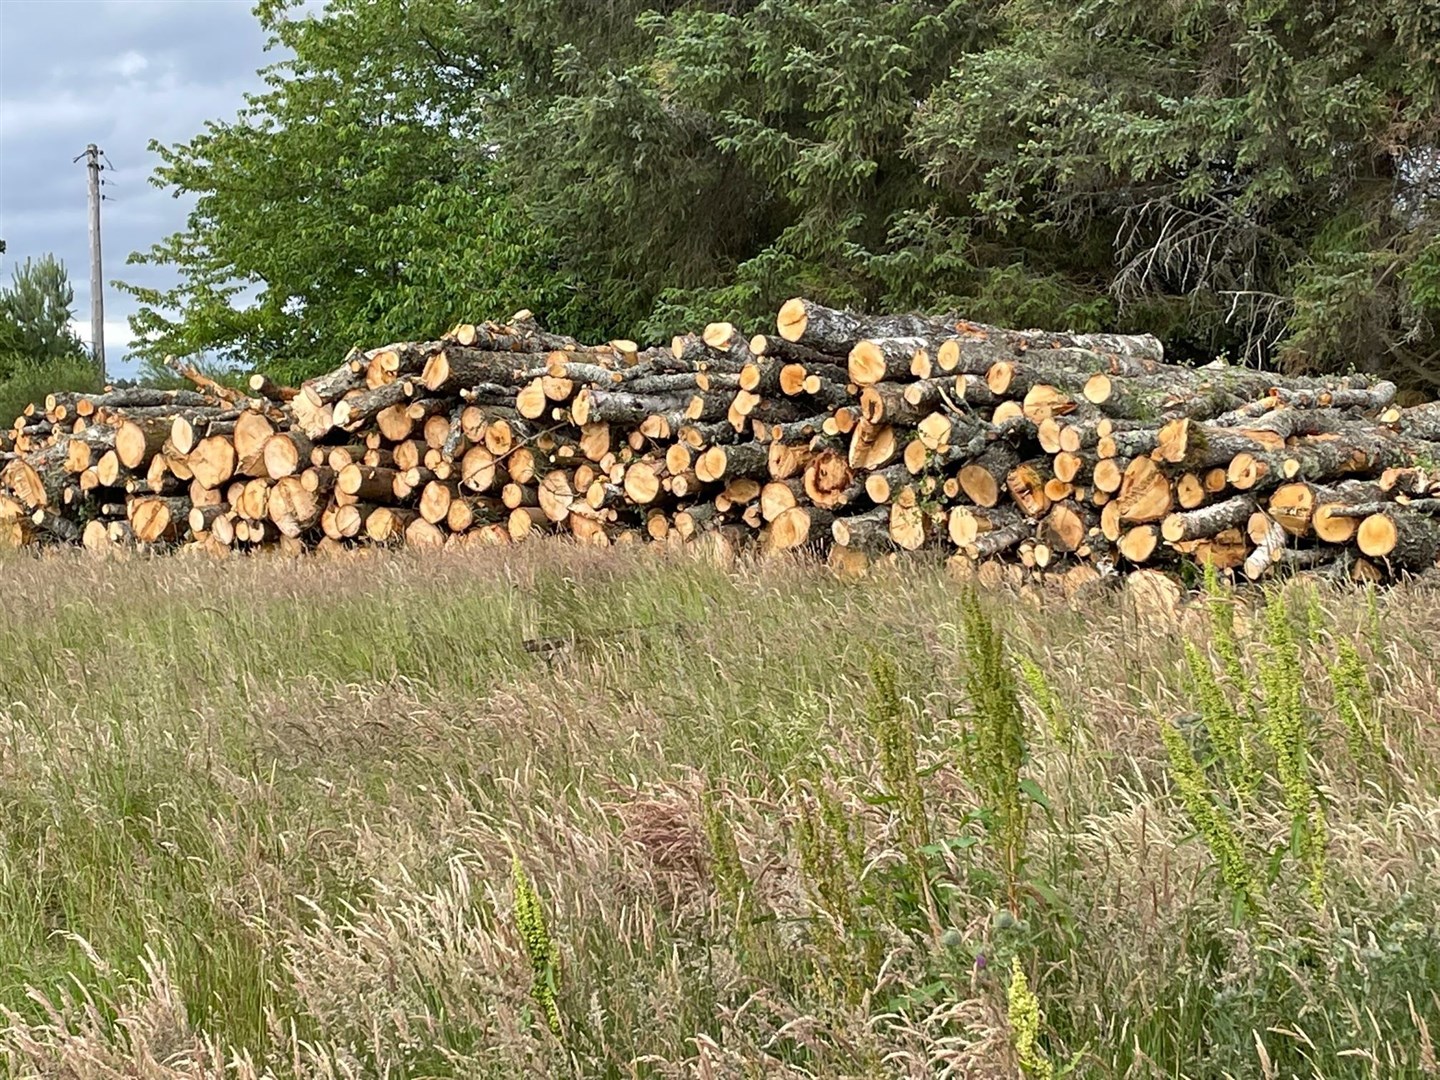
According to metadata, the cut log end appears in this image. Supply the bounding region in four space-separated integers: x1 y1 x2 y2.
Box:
776 298 809 343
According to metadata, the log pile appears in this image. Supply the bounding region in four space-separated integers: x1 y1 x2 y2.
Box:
3 299 1439 586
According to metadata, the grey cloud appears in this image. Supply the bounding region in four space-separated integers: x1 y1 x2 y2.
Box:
1 0 282 376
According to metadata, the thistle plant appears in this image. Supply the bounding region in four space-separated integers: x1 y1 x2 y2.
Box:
511 854 561 1036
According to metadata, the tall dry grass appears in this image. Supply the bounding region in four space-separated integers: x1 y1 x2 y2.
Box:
0 544 1436 1078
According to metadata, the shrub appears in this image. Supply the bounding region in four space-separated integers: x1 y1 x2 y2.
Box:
0 354 103 427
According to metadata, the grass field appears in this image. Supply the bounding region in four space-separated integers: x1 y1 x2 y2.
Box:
0 544 1437 1078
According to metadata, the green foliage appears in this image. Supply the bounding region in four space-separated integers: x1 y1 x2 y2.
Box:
623 0 994 334
1329 637 1380 764
511 854 561 1036
909 0 1440 384
1182 639 1259 798
0 254 89 381
128 0 1440 386
1204 562 1254 700
1017 653 1068 748
1007 957 1055 1080
794 775 874 1003
956 590 1033 909
864 656 930 864
700 784 750 919
0 552 1437 1075
1167 582 1342 918
1257 591 1327 907
132 353 251 395
120 0 591 382
1160 718 1261 917
0 354 103 429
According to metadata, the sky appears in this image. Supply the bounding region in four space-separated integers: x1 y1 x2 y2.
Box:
0 0 281 378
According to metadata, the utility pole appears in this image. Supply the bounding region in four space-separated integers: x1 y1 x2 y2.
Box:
84 144 105 383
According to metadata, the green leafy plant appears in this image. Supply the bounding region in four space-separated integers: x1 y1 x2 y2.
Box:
701 783 751 920
865 655 931 868
1329 637 1381 766
1160 718 1260 917
1008 957 1054 1080
0 254 89 381
0 354 103 429
1017 654 1069 748
1182 639 1259 799
1257 593 1327 907
957 590 1034 911
511 854 562 1036
794 775 876 1003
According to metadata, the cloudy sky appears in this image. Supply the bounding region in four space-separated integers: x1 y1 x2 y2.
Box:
0 0 281 377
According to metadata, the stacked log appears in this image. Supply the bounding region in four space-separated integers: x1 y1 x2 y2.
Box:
2 300 1439 585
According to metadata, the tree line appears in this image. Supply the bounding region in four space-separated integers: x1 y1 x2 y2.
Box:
20 0 1440 397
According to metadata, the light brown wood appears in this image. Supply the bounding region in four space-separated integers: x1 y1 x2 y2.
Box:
460 446 502 493
538 471 575 522
766 505 832 552
130 496 183 543
231 411 275 463
0 295 1430 585
958 443 1019 507
115 419 169 470
2 459 49 508
363 506 416 543
1037 501 1092 553
802 449 855 509
1244 515 1288 580
418 480 456 525
1117 524 1160 563
888 500 928 551
623 461 661 505
1355 510 1440 566
268 476 322 538
846 421 897 471
188 436 236 490
405 517 446 549
1116 457 1173 523
1006 462 1051 518
516 379 548 420
1175 472 1206 510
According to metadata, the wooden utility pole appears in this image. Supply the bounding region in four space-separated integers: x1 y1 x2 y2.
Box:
84 144 105 382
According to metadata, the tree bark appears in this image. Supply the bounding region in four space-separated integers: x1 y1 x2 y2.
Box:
776 298 945 353
1160 494 1258 543
830 506 893 551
